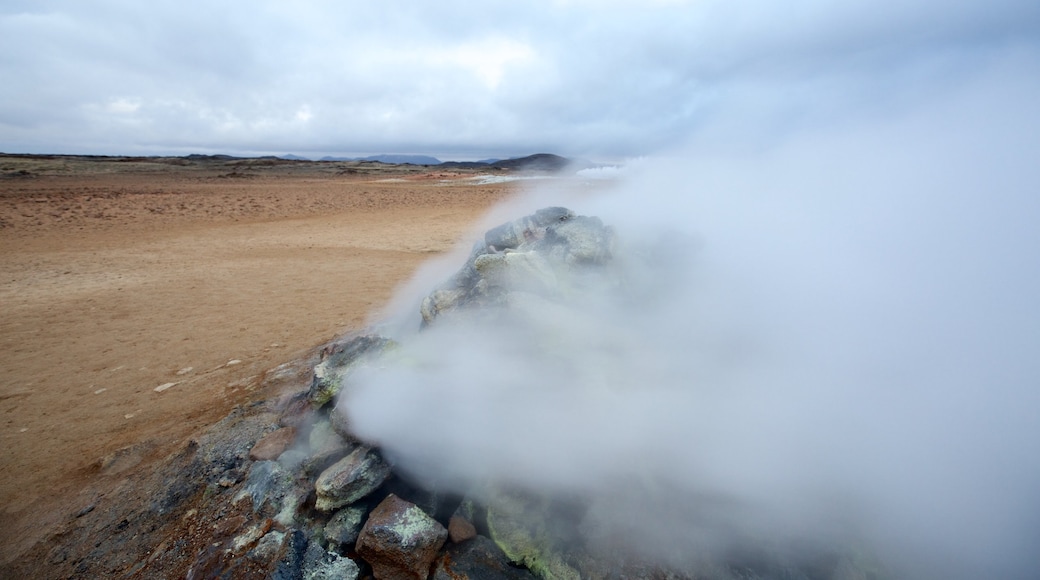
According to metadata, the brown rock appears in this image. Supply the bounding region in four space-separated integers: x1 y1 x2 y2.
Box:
248 427 296 461
447 515 477 544
356 494 448 580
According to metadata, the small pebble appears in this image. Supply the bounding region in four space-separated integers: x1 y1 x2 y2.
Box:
94 388 107 395
154 382 178 393
226 359 242 366
176 366 194 375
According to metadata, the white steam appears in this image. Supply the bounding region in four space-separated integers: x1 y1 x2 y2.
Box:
342 48 1040 578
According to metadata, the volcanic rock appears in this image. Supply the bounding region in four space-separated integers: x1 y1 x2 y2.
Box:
325 504 368 553
314 445 391 511
309 334 395 408
485 488 581 580
433 536 538 580
448 515 478 544
355 494 449 580
301 541 361 580
419 207 615 326
249 426 297 461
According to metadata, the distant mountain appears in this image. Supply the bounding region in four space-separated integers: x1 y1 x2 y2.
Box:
185 154 239 161
360 154 441 165
489 153 571 172
437 161 497 169
438 153 572 172
317 154 442 165
279 154 310 161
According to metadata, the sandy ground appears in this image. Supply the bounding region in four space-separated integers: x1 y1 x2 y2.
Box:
0 158 519 564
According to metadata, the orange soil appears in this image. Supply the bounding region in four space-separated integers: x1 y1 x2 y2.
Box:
0 168 515 564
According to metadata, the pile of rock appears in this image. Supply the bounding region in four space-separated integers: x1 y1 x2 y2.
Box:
191 207 685 579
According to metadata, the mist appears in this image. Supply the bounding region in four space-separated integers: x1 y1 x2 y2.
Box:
338 38 1040 579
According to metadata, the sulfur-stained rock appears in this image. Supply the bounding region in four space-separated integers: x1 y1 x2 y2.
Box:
418 207 615 327
301 541 361 580
355 494 448 580
309 335 395 408
325 504 368 554
314 446 391 512
485 488 580 580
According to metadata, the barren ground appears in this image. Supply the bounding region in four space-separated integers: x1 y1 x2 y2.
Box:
0 155 520 565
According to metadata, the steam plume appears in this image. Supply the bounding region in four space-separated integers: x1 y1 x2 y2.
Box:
342 51 1040 578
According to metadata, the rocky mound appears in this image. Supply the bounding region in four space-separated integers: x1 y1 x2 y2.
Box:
3 208 881 579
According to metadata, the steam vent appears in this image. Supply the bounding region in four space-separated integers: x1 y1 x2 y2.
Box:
12 208 883 579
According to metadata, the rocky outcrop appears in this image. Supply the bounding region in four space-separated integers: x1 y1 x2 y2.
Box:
419 207 615 326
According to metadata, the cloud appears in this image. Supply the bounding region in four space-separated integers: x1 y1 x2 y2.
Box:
1 1 1037 157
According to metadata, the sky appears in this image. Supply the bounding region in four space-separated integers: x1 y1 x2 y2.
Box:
1 0 1038 160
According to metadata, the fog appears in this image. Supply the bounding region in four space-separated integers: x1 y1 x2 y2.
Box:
338 42 1040 579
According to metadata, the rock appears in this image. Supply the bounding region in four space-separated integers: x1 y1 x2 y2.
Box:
302 541 361 580
309 335 395 408
249 426 297 461
355 494 448 580
248 529 287 561
314 446 391 512
448 515 477 544
483 207 574 251
419 207 615 326
231 519 274 554
485 488 581 580
433 535 539 580
273 529 310 580
325 505 368 553
308 417 350 456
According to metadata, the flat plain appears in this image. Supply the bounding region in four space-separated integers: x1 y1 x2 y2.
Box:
0 155 520 563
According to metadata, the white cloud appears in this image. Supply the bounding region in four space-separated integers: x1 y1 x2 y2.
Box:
0 1 1037 157
105 98 140 114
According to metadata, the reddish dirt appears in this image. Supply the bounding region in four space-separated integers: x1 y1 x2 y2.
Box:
0 160 517 565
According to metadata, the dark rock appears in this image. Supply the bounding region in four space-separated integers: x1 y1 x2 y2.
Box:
433 535 538 580
273 529 309 580
239 458 312 525
314 446 392 511
325 504 368 553
249 426 297 461
355 494 448 580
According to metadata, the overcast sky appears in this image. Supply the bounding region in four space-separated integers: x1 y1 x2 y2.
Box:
1 0 1038 160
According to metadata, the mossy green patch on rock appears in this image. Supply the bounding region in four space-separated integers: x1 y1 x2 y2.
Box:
485 488 580 580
